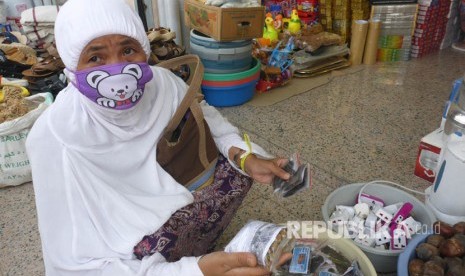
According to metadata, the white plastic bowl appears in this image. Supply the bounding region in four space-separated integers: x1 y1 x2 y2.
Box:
321 182 436 273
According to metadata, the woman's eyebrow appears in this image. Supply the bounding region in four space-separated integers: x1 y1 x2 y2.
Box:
119 38 138 46
85 45 107 53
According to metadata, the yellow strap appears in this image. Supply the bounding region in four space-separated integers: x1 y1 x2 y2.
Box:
240 133 253 172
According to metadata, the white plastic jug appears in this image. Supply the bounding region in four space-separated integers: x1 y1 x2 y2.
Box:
426 103 465 224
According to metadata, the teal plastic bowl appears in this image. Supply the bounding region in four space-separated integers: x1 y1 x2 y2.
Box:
203 58 261 82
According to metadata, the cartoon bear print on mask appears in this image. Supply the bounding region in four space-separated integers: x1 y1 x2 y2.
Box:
86 64 144 108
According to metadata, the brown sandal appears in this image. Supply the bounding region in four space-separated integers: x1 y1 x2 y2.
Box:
152 40 185 61
4 47 37 66
22 56 65 77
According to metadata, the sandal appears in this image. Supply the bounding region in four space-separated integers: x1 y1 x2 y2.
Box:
22 56 65 78
151 40 185 61
148 27 176 43
4 47 37 66
146 28 162 43
0 50 31 79
157 27 176 42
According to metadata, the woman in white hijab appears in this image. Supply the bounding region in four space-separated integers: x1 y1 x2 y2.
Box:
26 0 291 275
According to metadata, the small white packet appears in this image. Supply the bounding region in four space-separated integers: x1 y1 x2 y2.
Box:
224 220 294 271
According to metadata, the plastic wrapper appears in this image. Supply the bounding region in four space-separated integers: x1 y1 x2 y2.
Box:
273 153 311 198
274 239 364 276
224 220 294 271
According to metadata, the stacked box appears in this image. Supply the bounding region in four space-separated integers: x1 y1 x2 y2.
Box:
263 0 298 17
371 4 418 61
351 0 371 20
331 0 351 42
411 0 453 58
319 0 333 31
440 0 461 49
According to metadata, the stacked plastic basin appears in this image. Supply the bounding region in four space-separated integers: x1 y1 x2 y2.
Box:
189 29 260 107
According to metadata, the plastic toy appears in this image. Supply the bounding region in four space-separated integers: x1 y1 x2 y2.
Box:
263 16 279 43
255 67 292 93
267 37 294 72
288 9 302 35
274 14 283 31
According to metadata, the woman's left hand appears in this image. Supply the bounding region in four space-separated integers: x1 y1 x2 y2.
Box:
243 154 290 184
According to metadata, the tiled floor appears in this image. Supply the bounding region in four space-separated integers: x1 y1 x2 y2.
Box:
2 48 465 275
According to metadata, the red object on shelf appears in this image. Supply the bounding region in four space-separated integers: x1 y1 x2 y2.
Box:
255 69 292 93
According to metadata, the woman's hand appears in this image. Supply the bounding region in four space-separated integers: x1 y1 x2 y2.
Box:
228 147 290 184
243 154 290 184
198 252 270 276
229 147 290 184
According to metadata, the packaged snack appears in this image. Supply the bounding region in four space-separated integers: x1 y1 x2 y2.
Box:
273 153 311 198
274 239 364 276
289 245 311 274
224 220 294 271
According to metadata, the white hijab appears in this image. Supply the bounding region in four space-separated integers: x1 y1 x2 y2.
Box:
32 0 194 261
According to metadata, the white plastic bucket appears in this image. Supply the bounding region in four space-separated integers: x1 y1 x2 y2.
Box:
321 182 436 273
189 29 252 74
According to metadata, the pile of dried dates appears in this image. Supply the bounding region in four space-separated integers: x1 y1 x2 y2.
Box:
408 221 465 276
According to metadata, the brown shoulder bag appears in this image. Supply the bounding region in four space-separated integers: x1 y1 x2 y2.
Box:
156 55 219 191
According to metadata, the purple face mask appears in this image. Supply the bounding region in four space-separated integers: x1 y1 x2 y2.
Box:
72 62 153 110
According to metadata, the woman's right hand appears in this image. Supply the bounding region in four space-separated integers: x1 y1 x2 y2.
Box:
198 251 270 276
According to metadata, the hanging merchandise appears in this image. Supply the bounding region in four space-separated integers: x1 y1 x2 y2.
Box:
269 3 282 18
296 0 319 26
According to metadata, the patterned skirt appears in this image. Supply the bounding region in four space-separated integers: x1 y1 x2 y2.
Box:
133 154 253 262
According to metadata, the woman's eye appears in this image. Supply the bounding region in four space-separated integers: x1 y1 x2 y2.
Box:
89 56 100 63
123 48 135 55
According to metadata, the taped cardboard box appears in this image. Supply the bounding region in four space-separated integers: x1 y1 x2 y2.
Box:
184 0 265 41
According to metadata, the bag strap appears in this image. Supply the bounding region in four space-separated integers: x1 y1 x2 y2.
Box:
157 55 211 168
157 54 204 133
190 98 209 167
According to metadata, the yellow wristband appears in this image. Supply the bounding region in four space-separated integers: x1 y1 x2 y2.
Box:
240 133 253 172
240 152 252 172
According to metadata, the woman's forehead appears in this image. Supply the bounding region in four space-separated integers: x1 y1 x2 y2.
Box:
83 35 141 51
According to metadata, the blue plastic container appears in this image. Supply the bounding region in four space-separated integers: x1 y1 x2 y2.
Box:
189 30 252 74
202 80 257 107
397 232 432 276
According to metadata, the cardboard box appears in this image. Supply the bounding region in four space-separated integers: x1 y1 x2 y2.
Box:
414 128 444 183
184 0 265 41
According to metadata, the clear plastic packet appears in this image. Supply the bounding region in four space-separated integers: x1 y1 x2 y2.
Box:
288 245 311 274
224 220 294 272
273 239 364 276
342 261 364 276
273 153 311 198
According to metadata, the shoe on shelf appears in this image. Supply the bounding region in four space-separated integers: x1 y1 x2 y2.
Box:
147 27 176 43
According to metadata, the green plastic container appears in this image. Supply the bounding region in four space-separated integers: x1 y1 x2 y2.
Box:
203 58 261 82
